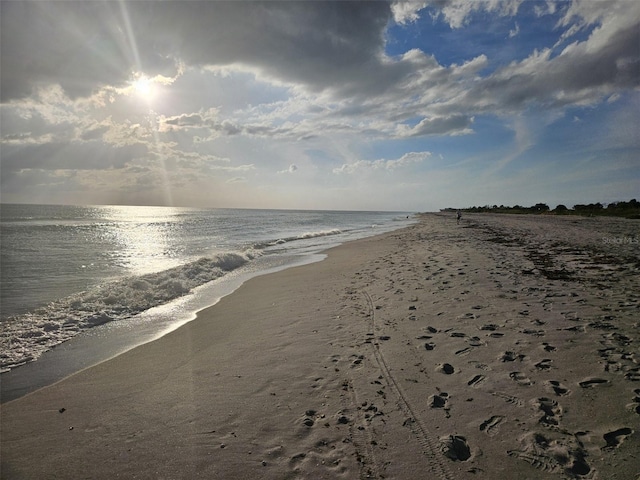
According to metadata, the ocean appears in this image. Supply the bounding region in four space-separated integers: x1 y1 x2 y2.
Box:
0 204 413 382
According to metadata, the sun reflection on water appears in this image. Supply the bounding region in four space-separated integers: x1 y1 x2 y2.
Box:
98 205 190 275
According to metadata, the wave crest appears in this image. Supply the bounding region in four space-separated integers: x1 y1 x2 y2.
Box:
0 252 250 371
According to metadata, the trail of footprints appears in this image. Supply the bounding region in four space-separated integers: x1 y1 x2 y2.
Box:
341 219 638 478
418 309 637 478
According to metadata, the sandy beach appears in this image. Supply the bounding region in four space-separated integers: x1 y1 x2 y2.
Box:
2 213 639 480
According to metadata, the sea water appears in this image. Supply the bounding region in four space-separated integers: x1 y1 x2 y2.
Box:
1 204 413 379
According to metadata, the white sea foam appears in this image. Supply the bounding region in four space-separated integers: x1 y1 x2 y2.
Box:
0 252 251 371
256 228 343 248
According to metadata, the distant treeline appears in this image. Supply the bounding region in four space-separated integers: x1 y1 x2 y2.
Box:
442 199 640 219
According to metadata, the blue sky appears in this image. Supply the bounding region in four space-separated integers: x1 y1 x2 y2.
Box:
1 1 638 211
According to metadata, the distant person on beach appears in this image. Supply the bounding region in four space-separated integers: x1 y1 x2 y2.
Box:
456 210 462 224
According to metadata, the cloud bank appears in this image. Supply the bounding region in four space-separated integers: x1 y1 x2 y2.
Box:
1 0 638 210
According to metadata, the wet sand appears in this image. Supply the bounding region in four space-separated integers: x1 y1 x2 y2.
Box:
2 213 639 479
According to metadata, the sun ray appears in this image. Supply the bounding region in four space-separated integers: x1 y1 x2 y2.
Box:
117 0 173 206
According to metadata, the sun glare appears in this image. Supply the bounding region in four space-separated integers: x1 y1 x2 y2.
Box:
131 74 156 100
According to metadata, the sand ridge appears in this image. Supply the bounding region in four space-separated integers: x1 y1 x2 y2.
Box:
1 213 638 479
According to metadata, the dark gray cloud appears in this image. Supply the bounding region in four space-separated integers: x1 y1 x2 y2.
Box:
406 114 474 137
3 0 638 124
1 2 173 101
1 1 392 102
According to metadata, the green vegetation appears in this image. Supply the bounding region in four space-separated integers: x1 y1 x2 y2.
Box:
442 199 640 219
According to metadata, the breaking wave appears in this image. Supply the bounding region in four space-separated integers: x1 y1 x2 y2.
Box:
0 252 251 371
254 228 343 249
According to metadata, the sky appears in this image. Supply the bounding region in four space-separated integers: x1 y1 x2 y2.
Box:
1 0 638 212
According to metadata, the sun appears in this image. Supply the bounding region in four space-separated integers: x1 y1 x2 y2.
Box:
130 74 156 100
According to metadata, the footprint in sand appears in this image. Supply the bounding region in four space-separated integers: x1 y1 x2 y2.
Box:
534 359 553 370
510 372 533 386
479 415 505 436
508 432 591 476
455 347 473 356
564 325 586 333
480 324 499 331
501 351 525 362
602 427 634 451
467 336 484 347
350 354 365 368
545 380 570 396
437 363 455 374
578 378 611 388
624 368 640 381
535 397 562 426
467 374 486 387
491 391 525 407
522 329 545 337
631 389 640 415
429 393 449 408
440 435 471 461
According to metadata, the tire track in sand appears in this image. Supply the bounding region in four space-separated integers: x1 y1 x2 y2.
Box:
341 378 383 480
362 290 454 480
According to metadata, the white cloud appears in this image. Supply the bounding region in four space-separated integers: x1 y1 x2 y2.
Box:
400 115 475 137
278 164 298 174
509 22 520 38
333 152 430 174
1 1 638 210
391 1 427 24
433 0 524 29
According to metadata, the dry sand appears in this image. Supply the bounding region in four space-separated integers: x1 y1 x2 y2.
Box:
2 213 639 480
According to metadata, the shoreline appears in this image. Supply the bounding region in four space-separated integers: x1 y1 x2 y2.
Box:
2 213 638 479
1 205 414 376
0 252 326 404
